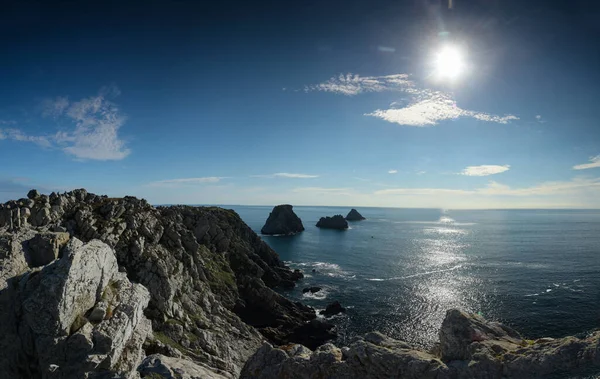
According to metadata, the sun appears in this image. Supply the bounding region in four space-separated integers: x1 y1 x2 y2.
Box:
434 45 465 80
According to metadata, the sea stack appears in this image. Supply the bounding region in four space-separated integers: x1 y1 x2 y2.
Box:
316 215 348 230
261 204 305 235
345 208 365 221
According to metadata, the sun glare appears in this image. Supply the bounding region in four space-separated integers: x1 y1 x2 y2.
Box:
434 45 465 80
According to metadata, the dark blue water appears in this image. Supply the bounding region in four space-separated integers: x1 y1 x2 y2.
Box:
229 206 600 348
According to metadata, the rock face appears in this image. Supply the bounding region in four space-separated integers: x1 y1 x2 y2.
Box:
241 309 600 379
345 209 365 221
0 237 151 378
302 286 322 294
0 189 336 378
260 205 304 235
315 215 348 230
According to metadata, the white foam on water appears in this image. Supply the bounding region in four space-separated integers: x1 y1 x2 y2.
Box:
546 289 552 292
525 293 539 297
302 288 329 300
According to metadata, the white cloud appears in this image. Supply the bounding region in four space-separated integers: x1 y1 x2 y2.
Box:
2 87 130 161
573 155 600 170
306 72 518 126
251 172 319 178
416 171 426 175
366 94 518 127
53 87 130 160
388 169 398 174
0 128 52 147
461 165 510 176
148 177 225 187
304 73 412 96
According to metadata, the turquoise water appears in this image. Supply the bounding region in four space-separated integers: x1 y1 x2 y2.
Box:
229 206 600 348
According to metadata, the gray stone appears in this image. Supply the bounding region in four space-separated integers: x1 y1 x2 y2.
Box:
138 354 233 379
27 189 40 199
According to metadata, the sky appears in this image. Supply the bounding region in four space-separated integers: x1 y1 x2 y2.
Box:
1 0 600 208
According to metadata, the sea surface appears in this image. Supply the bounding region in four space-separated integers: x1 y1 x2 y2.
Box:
227 206 600 348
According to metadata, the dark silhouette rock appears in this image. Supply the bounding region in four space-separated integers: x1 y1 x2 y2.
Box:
345 208 365 221
261 205 304 235
320 301 346 317
302 286 322 294
316 215 348 230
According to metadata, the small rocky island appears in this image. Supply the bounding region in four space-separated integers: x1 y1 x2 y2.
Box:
261 204 304 235
316 215 348 230
345 208 365 221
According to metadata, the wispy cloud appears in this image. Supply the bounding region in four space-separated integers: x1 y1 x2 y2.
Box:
461 165 510 176
388 169 398 174
41 96 69 118
251 172 319 178
148 177 226 187
305 73 518 127
573 155 600 170
353 177 371 182
1 86 130 161
304 73 412 96
50 85 130 160
0 128 52 147
375 177 600 197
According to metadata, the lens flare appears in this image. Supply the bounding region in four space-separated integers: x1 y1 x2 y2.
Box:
434 45 465 80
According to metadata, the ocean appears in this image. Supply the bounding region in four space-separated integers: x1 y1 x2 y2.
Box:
228 206 600 348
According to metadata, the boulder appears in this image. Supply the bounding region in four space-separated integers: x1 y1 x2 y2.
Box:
24 232 70 267
345 208 365 221
302 286 322 294
316 215 348 230
0 238 152 378
27 189 40 200
138 354 232 379
320 301 346 317
261 205 304 235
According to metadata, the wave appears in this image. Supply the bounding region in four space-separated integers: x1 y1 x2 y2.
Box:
367 265 463 281
302 288 329 300
285 261 354 279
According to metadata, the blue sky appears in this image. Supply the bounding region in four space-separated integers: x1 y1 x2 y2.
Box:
1 0 600 208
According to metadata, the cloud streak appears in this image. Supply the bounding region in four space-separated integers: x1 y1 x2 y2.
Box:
306 73 518 127
251 172 319 178
461 165 510 176
304 73 412 96
573 155 600 170
388 169 398 174
0 128 51 147
375 177 600 197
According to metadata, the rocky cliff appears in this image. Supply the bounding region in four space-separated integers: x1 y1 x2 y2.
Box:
241 309 600 379
0 189 334 378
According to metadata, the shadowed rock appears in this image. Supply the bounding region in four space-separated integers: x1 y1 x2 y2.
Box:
319 301 346 317
345 209 365 221
261 205 305 235
316 215 348 230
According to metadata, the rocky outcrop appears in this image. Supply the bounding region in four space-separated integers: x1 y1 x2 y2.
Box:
319 301 346 317
315 215 348 230
345 209 365 221
261 205 304 235
240 309 600 379
302 286 322 294
0 237 151 378
0 189 336 378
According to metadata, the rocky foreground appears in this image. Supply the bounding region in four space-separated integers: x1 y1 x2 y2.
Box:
0 189 598 378
0 189 333 378
242 309 600 379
